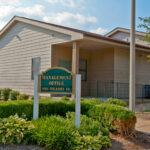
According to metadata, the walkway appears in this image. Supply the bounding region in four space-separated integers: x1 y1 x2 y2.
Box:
135 114 150 134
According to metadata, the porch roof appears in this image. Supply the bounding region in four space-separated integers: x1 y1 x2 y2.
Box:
52 38 150 52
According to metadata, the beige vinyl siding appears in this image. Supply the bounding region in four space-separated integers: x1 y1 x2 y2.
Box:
52 45 72 67
0 22 71 95
114 47 150 84
111 31 150 46
89 49 114 97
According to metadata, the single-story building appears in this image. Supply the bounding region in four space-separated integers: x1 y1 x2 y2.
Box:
0 16 150 98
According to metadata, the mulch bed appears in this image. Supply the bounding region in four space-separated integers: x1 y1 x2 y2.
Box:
0 145 47 150
104 131 150 150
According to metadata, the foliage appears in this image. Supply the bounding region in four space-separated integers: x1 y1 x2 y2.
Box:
81 97 84 101
0 98 136 136
17 94 29 100
76 133 102 150
139 17 150 62
83 98 102 105
0 114 34 144
66 112 109 137
105 98 127 107
89 104 136 135
32 116 77 150
1 88 12 101
31 96 41 100
98 136 112 148
32 115 111 150
139 17 150 42
76 133 111 150
0 99 95 119
0 100 74 119
10 91 20 100
61 96 70 101
0 89 1 99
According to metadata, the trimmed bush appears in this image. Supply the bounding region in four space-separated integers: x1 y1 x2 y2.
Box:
81 97 84 101
17 94 29 100
0 99 94 119
0 99 136 136
0 114 34 144
0 100 74 119
10 91 20 100
61 96 70 101
31 96 41 100
1 88 12 101
105 98 127 107
89 104 136 136
66 112 109 137
0 89 2 99
83 98 102 105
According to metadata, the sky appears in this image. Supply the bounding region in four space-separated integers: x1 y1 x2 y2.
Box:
0 0 150 35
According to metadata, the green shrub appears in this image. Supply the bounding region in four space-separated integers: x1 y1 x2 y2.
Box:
0 114 34 144
1 88 12 101
10 91 20 100
31 96 42 100
83 98 102 105
0 99 136 136
66 112 109 136
76 134 102 150
105 98 127 107
17 94 29 100
61 96 70 101
32 115 111 150
81 97 84 101
0 100 75 119
0 89 2 99
89 104 136 135
76 133 111 150
32 116 77 150
0 99 95 119
98 136 112 148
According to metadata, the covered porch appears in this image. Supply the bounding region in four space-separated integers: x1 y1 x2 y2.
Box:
51 37 150 99
51 39 115 97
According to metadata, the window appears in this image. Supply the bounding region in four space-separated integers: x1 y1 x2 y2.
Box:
31 57 41 80
79 59 87 81
58 60 71 71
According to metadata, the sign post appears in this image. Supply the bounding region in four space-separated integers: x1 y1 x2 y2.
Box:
75 74 81 128
33 57 40 120
38 67 81 128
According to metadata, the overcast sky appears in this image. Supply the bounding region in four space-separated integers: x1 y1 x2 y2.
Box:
0 0 149 35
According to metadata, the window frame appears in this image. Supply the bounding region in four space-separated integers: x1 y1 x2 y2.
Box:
79 59 87 81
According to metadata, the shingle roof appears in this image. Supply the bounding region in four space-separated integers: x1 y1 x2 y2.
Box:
1 16 150 50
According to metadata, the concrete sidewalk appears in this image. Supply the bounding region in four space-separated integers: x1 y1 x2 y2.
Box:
135 115 150 134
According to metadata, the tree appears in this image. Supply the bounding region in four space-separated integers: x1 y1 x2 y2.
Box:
138 17 150 42
139 17 150 62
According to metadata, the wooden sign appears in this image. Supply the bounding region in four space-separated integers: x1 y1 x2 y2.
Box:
38 67 75 94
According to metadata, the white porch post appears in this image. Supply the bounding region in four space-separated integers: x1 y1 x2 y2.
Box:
129 0 136 111
72 42 79 99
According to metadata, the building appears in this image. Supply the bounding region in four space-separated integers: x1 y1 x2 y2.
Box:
105 27 149 46
0 16 150 98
